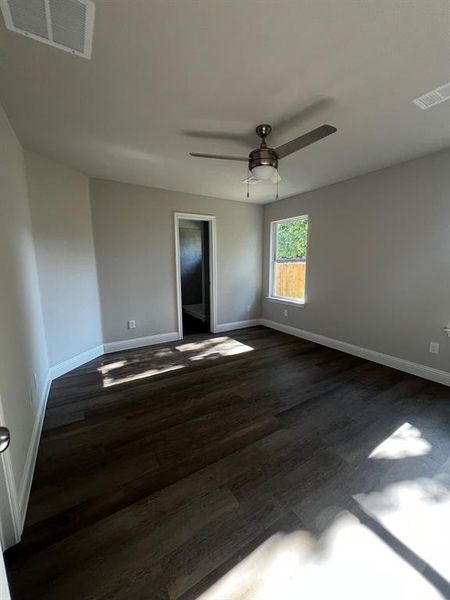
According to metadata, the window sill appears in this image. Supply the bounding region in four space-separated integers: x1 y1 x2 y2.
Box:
265 296 306 307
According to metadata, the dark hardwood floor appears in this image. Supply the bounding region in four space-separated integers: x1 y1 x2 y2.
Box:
5 327 450 599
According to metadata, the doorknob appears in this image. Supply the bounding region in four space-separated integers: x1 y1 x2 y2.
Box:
0 427 10 453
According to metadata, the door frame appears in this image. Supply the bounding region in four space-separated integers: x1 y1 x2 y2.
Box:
174 212 217 338
0 397 20 600
0 545 10 599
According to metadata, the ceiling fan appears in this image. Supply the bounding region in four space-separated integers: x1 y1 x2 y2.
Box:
189 123 337 184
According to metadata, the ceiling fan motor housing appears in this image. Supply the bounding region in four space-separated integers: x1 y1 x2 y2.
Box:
249 146 278 171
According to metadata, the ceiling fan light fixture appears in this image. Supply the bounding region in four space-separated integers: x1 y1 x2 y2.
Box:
189 122 337 195
251 164 277 180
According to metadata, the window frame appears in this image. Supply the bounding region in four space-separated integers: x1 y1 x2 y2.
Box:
267 214 310 306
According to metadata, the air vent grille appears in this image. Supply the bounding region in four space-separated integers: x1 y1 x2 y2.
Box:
8 0 48 38
49 0 86 53
1 0 95 59
413 83 450 110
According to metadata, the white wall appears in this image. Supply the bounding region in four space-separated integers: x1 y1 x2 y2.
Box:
0 104 49 543
90 179 263 343
263 149 450 373
24 151 103 367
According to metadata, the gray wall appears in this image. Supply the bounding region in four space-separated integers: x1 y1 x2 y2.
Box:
24 151 103 366
263 149 450 372
90 179 263 343
0 105 49 506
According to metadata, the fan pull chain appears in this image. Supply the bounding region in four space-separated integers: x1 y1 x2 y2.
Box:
247 170 250 199
276 170 279 200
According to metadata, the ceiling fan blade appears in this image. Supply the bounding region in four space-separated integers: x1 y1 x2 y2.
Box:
190 152 248 162
271 170 282 184
275 124 337 159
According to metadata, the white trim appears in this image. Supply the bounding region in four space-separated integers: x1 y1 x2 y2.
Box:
43 0 53 42
174 212 217 338
174 215 183 338
271 214 309 225
266 296 305 307
216 319 261 333
268 214 310 303
0 344 105 548
17 372 52 528
0 375 52 549
49 345 104 380
0 453 20 546
83 0 96 59
0 397 21 548
103 332 179 354
260 319 450 387
0 548 10 599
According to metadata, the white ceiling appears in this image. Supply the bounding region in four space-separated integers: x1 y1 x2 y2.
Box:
0 0 449 204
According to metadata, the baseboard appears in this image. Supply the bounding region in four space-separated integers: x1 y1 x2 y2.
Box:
260 319 450 387
12 344 104 544
0 368 53 549
216 319 261 333
49 345 105 380
104 332 179 353
17 371 52 530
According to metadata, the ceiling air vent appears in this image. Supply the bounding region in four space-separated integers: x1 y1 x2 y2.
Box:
0 0 95 59
413 83 450 110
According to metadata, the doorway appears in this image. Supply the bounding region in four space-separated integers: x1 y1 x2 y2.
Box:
174 213 217 338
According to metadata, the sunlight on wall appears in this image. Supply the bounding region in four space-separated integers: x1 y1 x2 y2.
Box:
98 336 253 387
368 422 432 460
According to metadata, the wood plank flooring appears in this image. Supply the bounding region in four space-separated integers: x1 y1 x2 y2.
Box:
5 327 450 599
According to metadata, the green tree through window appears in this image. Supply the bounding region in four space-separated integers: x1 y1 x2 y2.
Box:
276 218 308 260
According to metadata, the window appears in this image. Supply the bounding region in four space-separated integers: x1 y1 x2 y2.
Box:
269 215 309 304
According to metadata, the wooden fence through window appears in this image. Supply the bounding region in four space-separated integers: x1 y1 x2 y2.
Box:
275 261 306 299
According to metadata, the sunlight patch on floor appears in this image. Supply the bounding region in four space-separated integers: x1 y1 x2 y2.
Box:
369 422 432 460
354 478 450 584
101 364 184 387
97 360 127 374
98 337 253 387
176 336 254 360
198 508 445 600
198 471 450 599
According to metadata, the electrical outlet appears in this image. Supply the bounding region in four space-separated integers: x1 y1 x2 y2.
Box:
128 319 136 329
429 342 439 354
284 309 288 318
32 372 38 389
247 304 251 313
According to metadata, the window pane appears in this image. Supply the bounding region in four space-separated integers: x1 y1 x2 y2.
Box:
272 217 308 301
276 219 308 260
274 260 306 300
